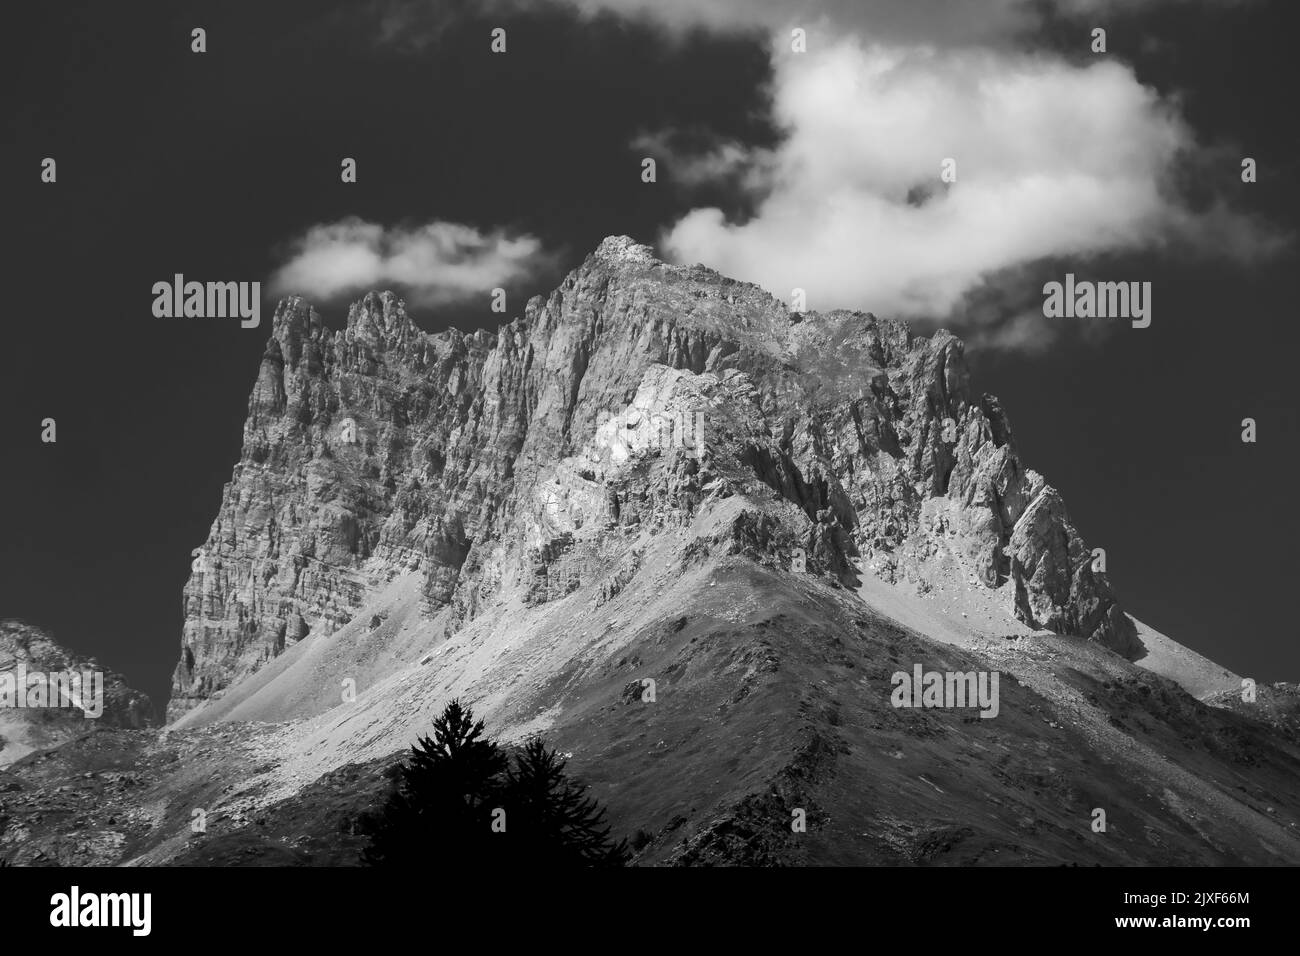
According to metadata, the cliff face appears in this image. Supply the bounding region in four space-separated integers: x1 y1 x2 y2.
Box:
167 236 1137 722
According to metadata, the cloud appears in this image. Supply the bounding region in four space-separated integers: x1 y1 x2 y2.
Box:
630 130 773 190
650 37 1284 348
270 218 553 307
358 0 1256 53
559 0 1252 47
339 0 1277 350
338 0 524 52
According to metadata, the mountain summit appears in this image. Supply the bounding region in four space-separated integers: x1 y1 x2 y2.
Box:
169 236 1138 722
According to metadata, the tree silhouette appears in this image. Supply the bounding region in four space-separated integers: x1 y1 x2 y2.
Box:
360 698 506 867
503 737 629 867
360 700 627 867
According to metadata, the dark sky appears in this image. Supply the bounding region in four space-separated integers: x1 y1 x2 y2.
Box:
3 0 1297 710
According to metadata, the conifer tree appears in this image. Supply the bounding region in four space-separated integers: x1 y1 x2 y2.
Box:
501 737 629 867
361 698 506 866
361 700 627 867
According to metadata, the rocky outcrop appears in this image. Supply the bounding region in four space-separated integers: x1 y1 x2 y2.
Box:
167 236 1137 721
1 620 153 767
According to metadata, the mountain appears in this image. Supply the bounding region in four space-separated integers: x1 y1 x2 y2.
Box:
169 234 1141 724
0 620 152 769
2 237 1296 866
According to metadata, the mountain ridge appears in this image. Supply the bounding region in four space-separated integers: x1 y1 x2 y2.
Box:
167 235 1141 723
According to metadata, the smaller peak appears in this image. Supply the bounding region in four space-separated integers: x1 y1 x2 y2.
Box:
271 296 322 338
348 289 401 321
273 294 311 315
343 291 429 355
346 290 418 337
591 235 658 266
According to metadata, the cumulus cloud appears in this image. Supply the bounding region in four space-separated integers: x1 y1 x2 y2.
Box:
651 37 1283 345
345 0 1276 350
270 218 553 307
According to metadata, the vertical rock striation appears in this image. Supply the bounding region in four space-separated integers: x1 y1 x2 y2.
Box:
167 236 1137 722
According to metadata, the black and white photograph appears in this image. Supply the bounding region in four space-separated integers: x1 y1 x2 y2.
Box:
2 0 1296 937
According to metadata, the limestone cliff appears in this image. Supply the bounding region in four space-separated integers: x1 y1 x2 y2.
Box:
167 236 1137 722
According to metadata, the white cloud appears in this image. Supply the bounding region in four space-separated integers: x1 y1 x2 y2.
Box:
560 0 1251 47
270 218 552 307
653 37 1283 345
630 130 772 189
343 0 1276 350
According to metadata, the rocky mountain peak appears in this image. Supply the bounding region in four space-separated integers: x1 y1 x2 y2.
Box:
591 234 659 266
166 236 1139 723
344 291 421 347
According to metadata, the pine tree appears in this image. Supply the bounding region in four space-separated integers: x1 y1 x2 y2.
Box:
360 698 507 867
501 737 629 867
360 701 628 867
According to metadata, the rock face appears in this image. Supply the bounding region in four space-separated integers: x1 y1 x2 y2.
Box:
0 620 153 767
167 235 1138 722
